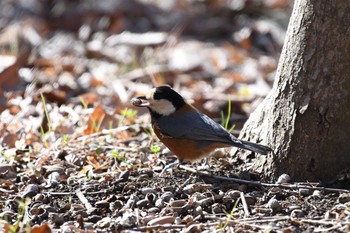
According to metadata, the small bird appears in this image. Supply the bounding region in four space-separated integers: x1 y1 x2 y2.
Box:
131 86 271 162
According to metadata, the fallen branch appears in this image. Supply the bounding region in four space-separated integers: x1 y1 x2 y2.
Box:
179 165 350 193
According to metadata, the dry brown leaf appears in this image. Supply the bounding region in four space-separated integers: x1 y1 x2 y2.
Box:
78 93 99 106
30 223 52 233
2 132 19 148
84 105 118 134
0 39 32 91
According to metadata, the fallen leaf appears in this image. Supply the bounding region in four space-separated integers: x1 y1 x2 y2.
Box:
84 105 118 134
30 223 52 233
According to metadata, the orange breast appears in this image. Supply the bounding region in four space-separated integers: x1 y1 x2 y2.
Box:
152 123 228 161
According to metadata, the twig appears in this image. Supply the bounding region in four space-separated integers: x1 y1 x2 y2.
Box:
314 223 342 233
178 165 350 193
73 124 149 142
299 219 349 226
131 224 185 231
47 190 107 196
205 215 290 224
240 192 250 217
76 189 93 210
207 215 290 231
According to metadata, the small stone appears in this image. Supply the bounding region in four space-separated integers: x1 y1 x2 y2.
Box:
96 217 112 228
244 195 256 205
112 200 123 210
148 207 159 214
141 187 156 195
87 215 102 223
266 198 282 213
136 199 150 208
193 206 203 216
162 186 175 193
170 199 188 213
95 200 109 209
21 184 39 198
212 203 224 214
290 209 304 218
197 197 213 207
299 188 310 196
86 208 98 215
338 193 350 204
161 191 174 202
118 170 129 182
148 216 175 226
183 183 213 194
155 199 165 208
181 215 193 224
49 212 65 226
125 195 138 209
131 98 142 106
276 174 291 184
312 190 322 198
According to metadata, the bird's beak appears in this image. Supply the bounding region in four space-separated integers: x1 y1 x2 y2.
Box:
131 96 152 107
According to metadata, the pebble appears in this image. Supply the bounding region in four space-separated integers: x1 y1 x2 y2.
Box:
290 209 304 218
136 199 150 208
147 216 175 226
338 193 350 204
266 198 282 213
170 199 188 213
276 174 291 184
193 206 203 216
183 183 213 194
21 184 39 198
155 199 165 208
298 188 310 196
161 191 174 202
118 170 130 182
141 187 156 195
87 215 102 223
212 203 224 214
95 200 109 209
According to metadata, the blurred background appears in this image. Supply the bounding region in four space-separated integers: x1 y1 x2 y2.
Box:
0 0 293 147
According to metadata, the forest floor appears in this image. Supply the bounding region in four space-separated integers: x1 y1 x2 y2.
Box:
0 0 349 232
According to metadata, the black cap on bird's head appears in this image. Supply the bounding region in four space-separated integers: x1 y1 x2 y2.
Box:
131 86 186 116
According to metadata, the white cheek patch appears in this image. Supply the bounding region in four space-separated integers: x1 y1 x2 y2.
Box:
149 99 176 116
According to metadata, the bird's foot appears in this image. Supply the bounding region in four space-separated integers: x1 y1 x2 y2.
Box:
159 160 179 176
196 158 210 171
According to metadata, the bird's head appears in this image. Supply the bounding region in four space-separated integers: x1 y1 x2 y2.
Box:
131 86 186 116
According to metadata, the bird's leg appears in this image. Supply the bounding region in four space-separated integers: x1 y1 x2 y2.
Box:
159 159 181 176
196 157 210 170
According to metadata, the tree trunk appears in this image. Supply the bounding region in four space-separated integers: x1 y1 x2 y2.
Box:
236 0 350 183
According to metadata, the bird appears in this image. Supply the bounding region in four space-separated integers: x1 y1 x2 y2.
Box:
131 85 272 163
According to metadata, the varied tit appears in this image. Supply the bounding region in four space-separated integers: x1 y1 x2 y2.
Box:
131 86 272 162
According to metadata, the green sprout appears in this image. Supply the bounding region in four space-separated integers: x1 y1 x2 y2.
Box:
221 197 240 231
221 96 236 132
80 97 88 109
150 144 161 154
119 108 138 127
40 93 52 148
110 150 125 162
61 134 69 146
95 147 103 155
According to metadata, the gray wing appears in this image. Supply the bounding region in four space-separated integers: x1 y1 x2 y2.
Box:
157 109 239 145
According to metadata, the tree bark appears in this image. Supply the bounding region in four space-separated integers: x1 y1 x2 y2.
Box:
236 0 350 183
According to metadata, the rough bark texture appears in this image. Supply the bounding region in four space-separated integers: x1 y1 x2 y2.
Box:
236 0 350 183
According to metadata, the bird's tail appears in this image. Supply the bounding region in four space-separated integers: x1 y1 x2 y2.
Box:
235 140 272 155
